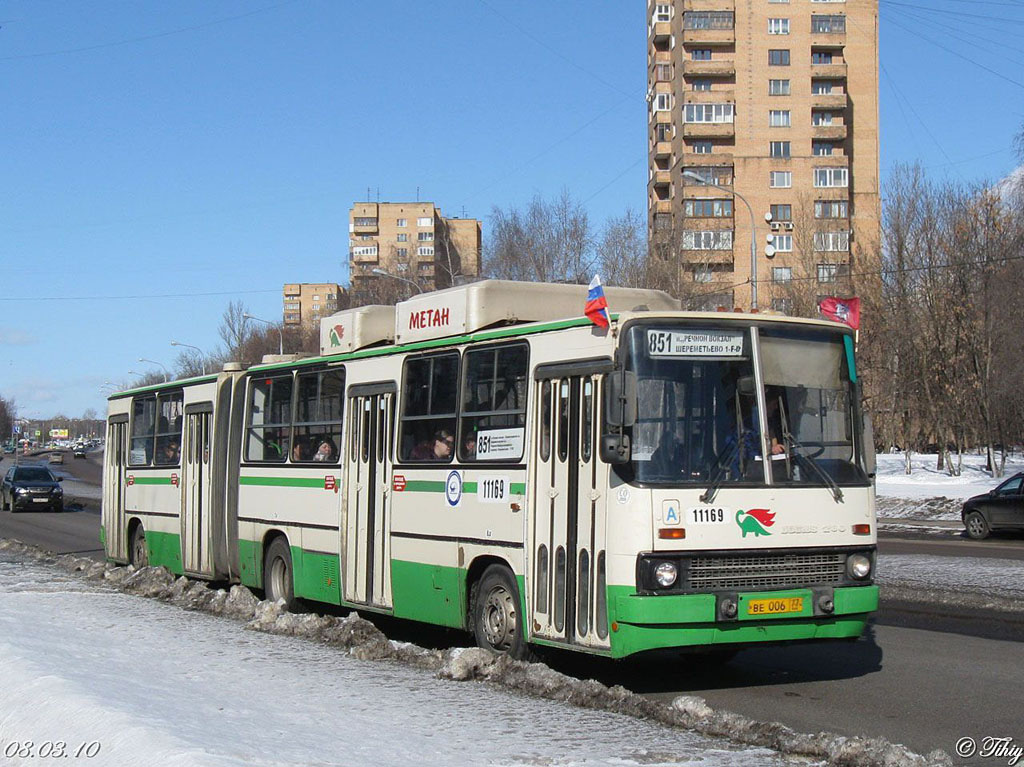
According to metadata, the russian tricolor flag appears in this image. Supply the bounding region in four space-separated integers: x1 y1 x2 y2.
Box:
585 274 610 329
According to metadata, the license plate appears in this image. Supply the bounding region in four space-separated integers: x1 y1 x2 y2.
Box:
746 597 804 616
32 498 49 503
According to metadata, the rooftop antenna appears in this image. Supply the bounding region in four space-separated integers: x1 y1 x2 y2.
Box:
366 186 371 202
416 186 420 202
376 187 380 203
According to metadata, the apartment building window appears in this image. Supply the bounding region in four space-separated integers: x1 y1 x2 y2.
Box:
770 204 792 222
684 103 734 123
772 267 793 283
683 230 733 250
396 218 407 227
397 233 408 242
814 167 848 187
769 79 791 95
417 217 433 227
771 298 793 314
812 111 835 126
770 171 792 188
812 80 834 94
351 246 379 257
312 304 320 312
418 231 434 241
353 217 376 226
769 49 790 66
815 200 848 218
396 248 408 257
812 15 846 33
654 92 672 112
768 18 790 35
417 246 435 256
770 141 791 158
684 11 734 29
284 302 300 311
655 63 672 81
692 140 713 154
771 235 793 252
770 109 791 127
656 123 673 142
684 199 733 217
684 166 733 185
691 78 712 91
813 141 835 156
654 4 672 22
693 267 714 283
653 213 673 232
691 49 712 61
312 294 320 301
817 263 840 283
814 231 850 251
812 50 835 64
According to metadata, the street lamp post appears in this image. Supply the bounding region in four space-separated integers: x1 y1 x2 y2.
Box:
682 170 759 311
170 341 207 375
372 267 424 295
243 313 283 356
137 358 169 383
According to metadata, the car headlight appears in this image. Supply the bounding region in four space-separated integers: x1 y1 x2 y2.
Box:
654 561 678 588
847 553 872 580
53 487 63 495
15 487 29 495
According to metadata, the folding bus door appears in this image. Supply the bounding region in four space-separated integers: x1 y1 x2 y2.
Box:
181 405 213 576
343 384 395 609
102 418 129 560
531 360 612 650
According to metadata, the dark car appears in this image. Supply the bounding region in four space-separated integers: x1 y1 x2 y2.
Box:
1 465 64 513
962 472 1024 540
73 445 87 459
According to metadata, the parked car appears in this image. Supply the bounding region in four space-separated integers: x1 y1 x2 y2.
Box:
1 466 64 513
962 472 1024 540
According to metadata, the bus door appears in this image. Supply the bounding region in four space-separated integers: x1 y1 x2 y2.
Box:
181 405 214 576
531 362 612 650
102 417 129 560
343 384 395 609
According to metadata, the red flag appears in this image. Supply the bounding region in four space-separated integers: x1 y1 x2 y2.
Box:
819 296 860 329
584 274 610 328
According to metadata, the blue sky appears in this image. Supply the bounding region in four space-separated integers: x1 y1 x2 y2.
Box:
1 0 1021 420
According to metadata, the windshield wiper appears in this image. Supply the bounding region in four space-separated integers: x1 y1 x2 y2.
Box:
700 440 741 503
783 431 844 503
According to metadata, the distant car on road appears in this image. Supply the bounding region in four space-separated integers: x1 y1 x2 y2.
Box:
962 472 1024 540
73 445 87 459
1 466 64 513
50 451 64 465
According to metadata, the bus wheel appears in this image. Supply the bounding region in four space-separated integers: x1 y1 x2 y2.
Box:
263 537 297 611
129 525 148 568
965 511 990 540
472 565 528 660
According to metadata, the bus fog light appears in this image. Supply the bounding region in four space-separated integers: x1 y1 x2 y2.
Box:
847 554 871 580
818 596 834 613
720 598 737 619
654 562 678 588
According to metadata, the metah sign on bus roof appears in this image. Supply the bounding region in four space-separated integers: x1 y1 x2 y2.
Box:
394 280 680 345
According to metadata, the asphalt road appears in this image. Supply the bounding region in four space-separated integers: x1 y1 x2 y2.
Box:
1 453 1021 761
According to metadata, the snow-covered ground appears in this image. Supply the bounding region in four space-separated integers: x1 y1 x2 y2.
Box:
876 554 1024 608
0 551 796 767
875 452 1024 522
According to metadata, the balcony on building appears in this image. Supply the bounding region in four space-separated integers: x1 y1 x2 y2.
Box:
681 249 734 266
685 89 736 104
813 124 848 141
653 169 672 187
683 122 735 139
651 21 672 44
812 62 847 79
811 14 847 41
351 217 379 234
350 247 380 264
683 59 736 77
653 140 673 160
681 150 734 166
683 10 734 44
812 92 848 110
654 199 673 215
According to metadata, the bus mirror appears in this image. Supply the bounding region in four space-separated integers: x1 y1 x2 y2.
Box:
863 413 876 478
600 433 631 464
604 371 637 428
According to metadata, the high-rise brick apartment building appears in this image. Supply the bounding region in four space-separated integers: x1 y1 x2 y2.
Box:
647 1 879 312
348 202 481 304
282 283 345 326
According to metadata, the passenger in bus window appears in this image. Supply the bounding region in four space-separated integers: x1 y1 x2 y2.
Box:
164 440 180 464
292 441 309 462
313 439 336 462
462 433 477 460
412 430 453 461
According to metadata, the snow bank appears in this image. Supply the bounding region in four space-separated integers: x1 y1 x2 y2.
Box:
875 452 1023 503
0 539 950 767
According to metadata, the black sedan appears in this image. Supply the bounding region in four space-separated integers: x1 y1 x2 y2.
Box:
1 465 64 513
962 472 1024 540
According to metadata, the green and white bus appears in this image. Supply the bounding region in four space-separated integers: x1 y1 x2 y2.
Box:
102 280 877 659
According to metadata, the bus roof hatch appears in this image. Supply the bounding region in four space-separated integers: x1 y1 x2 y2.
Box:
319 305 396 356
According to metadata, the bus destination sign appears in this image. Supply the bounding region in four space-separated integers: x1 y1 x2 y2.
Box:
647 329 744 358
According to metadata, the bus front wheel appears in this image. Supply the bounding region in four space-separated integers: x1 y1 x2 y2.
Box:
263 537 297 611
472 565 528 660
129 524 148 568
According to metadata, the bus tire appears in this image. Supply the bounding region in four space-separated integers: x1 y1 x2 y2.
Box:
472 564 528 660
129 524 148 568
965 511 990 540
263 537 297 611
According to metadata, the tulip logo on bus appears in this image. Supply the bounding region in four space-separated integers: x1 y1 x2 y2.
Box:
736 508 775 538
329 325 345 346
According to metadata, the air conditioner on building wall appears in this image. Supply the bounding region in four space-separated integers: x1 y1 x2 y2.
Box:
770 222 781 231
782 222 793 231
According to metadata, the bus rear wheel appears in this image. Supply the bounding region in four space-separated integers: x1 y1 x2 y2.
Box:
472 565 528 660
129 524 148 568
263 537 297 611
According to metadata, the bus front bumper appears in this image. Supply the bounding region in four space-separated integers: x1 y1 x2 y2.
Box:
607 585 878 658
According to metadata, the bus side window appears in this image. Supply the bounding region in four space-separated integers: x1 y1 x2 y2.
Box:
459 342 528 462
399 352 459 463
153 391 183 466
245 374 293 462
129 396 156 466
539 380 552 462
293 369 344 464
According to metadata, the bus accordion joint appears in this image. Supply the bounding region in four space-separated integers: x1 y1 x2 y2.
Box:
658 528 686 540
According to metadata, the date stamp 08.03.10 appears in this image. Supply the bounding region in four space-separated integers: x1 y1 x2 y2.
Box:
1 741 102 760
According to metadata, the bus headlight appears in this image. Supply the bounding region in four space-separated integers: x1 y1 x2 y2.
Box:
654 562 678 588
847 553 872 580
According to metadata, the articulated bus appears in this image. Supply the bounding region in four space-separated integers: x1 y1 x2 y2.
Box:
102 280 877 659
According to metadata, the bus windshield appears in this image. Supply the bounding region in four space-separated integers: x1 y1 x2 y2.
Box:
622 323 866 487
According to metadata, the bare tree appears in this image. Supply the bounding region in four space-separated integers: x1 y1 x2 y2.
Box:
595 209 649 289
218 300 254 360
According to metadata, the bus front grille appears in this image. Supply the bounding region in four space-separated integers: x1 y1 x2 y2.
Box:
685 552 847 591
